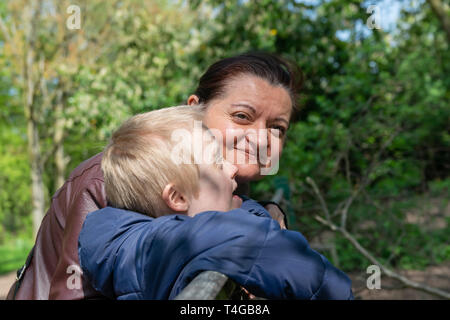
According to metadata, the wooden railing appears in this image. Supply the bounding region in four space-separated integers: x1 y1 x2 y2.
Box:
174 271 230 300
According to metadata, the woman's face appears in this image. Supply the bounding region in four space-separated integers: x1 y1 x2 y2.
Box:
190 74 292 183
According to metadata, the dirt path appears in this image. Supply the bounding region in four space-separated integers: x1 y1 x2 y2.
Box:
0 271 15 300
349 261 450 300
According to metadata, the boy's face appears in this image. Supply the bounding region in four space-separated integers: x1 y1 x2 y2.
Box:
187 160 238 216
187 132 238 216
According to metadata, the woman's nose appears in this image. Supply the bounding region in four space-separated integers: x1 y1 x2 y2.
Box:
244 125 270 152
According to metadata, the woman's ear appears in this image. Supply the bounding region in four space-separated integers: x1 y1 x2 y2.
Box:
162 183 189 213
187 94 200 106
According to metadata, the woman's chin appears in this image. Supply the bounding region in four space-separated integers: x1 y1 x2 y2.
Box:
235 165 264 183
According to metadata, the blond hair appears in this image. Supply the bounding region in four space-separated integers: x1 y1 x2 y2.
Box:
101 105 207 217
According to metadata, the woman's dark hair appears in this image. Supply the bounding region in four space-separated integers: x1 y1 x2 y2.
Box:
194 51 304 110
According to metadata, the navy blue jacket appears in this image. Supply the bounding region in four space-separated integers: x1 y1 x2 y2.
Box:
78 198 353 300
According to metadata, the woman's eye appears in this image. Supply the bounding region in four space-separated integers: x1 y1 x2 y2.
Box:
233 113 250 121
271 126 286 136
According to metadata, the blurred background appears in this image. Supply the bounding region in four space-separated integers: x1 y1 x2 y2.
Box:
0 0 448 299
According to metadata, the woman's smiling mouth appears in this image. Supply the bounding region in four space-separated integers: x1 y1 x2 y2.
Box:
233 147 258 164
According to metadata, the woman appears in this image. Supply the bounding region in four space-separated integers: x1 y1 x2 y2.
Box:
8 52 303 300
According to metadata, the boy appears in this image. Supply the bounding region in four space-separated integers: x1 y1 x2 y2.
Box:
78 105 353 299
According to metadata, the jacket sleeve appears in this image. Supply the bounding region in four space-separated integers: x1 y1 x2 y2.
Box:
165 200 353 300
240 218 354 300
239 199 353 299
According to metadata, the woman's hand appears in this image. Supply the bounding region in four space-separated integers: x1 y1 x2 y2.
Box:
264 204 287 230
231 195 243 209
232 195 286 229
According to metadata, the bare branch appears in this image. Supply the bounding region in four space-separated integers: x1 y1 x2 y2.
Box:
307 165 450 299
314 215 450 299
340 128 401 229
305 177 331 222
427 0 450 44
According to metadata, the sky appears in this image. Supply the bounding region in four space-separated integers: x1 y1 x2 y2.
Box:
296 0 416 41
373 0 403 31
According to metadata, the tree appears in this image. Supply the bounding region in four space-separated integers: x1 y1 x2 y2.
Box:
0 0 201 237
0 1 46 238
427 0 450 44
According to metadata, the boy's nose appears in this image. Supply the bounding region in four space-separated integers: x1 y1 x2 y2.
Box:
224 159 238 180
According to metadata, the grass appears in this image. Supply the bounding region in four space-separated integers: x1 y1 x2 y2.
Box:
0 238 34 275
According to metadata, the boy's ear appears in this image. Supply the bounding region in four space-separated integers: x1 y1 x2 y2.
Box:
187 94 200 106
162 183 189 213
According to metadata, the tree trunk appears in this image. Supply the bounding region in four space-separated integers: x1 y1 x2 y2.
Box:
27 119 46 239
428 0 450 44
25 60 46 239
24 1 45 239
54 93 67 190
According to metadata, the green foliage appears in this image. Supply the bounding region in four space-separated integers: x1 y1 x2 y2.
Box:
0 124 33 243
0 238 34 275
0 40 33 243
336 197 450 271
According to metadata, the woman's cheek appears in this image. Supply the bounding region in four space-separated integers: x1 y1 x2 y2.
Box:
269 135 283 158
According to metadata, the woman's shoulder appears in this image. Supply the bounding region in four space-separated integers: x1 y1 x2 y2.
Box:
67 152 104 183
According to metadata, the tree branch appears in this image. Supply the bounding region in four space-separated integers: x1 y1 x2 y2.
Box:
305 177 331 222
339 128 401 229
307 165 450 298
314 215 450 299
307 173 450 300
427 0 450 44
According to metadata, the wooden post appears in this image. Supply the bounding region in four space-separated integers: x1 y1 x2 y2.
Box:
174 271 229 300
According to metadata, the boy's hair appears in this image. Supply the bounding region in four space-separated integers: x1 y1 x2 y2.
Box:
101 105 207 217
